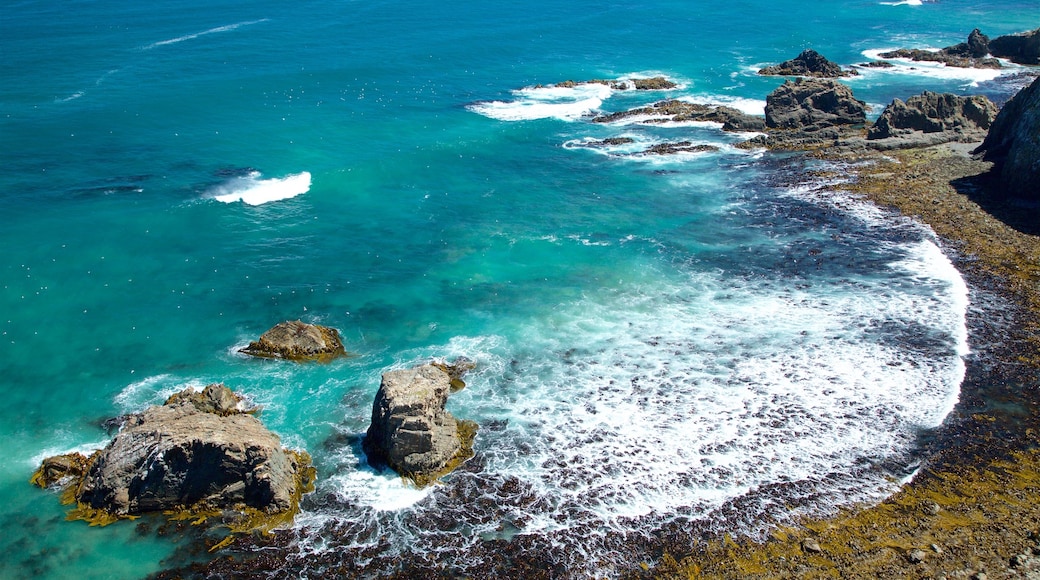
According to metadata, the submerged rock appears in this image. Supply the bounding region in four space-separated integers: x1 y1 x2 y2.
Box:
758 49 857 78
32 384 314 523
363 363 477 487
868 91 998 147
240 320 347 362
975 75 1040 199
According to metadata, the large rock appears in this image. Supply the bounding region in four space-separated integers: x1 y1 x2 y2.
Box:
867 91 998 146
33 384 314 521
592 99 765 132
363 363 476 486
975 76 1040 199
240 320 347 362
765 78 867 130
990 28 1040 65
759 49 857 78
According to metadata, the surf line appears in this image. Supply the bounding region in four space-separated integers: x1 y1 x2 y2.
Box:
141 19 270 50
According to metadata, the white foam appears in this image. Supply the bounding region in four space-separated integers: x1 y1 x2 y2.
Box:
880 0 923 6
212 171 311 205
142 19 270 50
326 468 434 511
679 94 768 116
113 373 207 411
856 49 1019 85
469 83 614 122
29 439 109 469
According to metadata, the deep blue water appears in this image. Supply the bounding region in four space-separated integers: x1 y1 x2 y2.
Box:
1 1 1038 577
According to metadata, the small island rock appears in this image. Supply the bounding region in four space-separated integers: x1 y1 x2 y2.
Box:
363 363 476 487
240 320 347 362
33 384 315 522
759 49 857 78
765 78 867 130
975 75 1040 199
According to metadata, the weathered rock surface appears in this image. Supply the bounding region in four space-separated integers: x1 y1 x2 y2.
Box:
880 29 1002 69
759 49 857 78
765 78 867 130
975 75 1040 199
240 320 347 362
33 384 314 519
363 363 476 486
867 91 999 148
989 27 1040 65
592 99 765 132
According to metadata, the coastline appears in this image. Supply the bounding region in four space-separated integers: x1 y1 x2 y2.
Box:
650 143 1040 579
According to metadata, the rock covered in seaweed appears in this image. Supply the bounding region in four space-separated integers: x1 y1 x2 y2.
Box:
240 320 347 362
32 384 315 522
363 362 477 487
975 75 1040 199
867 91 998 147
758 49 857 78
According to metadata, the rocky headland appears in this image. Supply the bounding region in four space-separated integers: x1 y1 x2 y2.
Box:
880 27 1040 68
363 360 478 487
32 384 315 532
240 319 348 362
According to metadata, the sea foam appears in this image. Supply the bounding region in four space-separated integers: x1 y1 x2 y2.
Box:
856 49 1018 86
211 171 311 205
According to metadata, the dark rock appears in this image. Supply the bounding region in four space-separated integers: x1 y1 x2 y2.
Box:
764 78 867 130
640 141 720 155
30 453 91 488
33 385 314 520
857 61 895 69
631 76 678 90
867 91 998 146
990 28 1040 65
592 100 764 132
363 364 477 486
579 137 636 147
240 320 348 362
975 75 1040 198
944 28 991 59
759 49 857 78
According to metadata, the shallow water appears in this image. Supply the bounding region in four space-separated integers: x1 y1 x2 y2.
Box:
1 1 1037 577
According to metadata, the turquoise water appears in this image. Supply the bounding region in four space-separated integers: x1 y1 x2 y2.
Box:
2 1 1038 577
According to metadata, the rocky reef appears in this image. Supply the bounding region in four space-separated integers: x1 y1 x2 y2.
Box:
363 361 477 487
879 27 1040 69
240 320 347 362
975 75 1040 199
592 99 765 132
545 76 678 91
758 49 858 78
867 91 998 149
32 384 315 529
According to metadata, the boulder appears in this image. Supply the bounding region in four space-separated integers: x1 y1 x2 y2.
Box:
975 75 1040 199
33 384 315 521
765 78 867 130
240 320 347 362
990 28 1040 65
363 364 477 486
867 91 998 146
759 49 857 78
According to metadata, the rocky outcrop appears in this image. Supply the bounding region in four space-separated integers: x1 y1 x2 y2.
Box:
592 100 765 132
32 384 315 522
240 320 347 362
543 76 677 91
363 362 477 487
975 75 1040 199
759 49 857 78
879 29 1002 69
989 28 1040 65
867 92 998 148
765 78 867 130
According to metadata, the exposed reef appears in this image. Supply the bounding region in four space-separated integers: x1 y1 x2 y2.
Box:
240 320 348 362
879 27 1040 68
758 49 858 78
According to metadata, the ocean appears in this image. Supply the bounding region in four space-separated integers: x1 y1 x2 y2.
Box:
1 0 1038 577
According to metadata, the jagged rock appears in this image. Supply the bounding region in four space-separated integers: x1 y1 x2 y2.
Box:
975 75 1040 199
765 78 867 130
640 141 720 155
990 27 1040 65
867 91 998 147
592 100 765 132
432 356 478 391
30 453 91 488
240 320 347 362
880 29 1002 69
759 49 857 78
33 385 314 520
631 76 678 90
363 364 476 486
